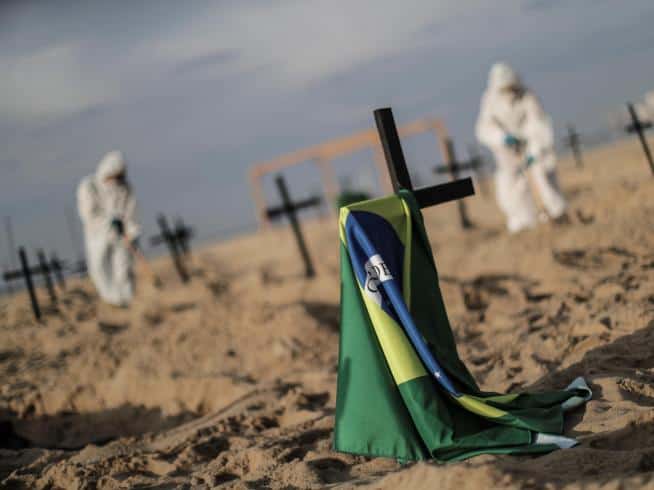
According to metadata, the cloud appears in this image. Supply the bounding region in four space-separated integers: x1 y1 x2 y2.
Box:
172 49 240 75
149 1 487 88
0 1 488 124
0 42 113 123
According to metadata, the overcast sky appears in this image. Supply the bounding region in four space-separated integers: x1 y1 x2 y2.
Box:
1 0 654 265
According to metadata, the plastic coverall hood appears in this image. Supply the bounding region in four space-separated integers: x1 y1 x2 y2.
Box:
96 150 126 181
78 151 139 306
488 62 521 91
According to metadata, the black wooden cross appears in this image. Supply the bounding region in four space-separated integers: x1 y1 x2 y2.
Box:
374 107 475 211
3 245 69 319
625 103 654 176
69 258 87 276
433 138 481 229
266 176 321 278
150 214 190 283
49 252 66 290
172 218 194 257
563 124 584 169
151 215 194 257
35 249 58 306
467 144 491 198
3 248 42 320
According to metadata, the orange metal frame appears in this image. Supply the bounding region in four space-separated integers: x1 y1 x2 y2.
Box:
249 116 453 229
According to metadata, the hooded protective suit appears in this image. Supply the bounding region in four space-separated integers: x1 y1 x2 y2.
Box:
77 151 140 305
476 63 566 232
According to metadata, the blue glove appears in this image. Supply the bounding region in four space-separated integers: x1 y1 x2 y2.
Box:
111 218 125 237
504 133 521 148
525 155 535 167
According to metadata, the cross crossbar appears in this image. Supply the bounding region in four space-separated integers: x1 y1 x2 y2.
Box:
5 254 67 288
151 217 194 256
434 160 481 174
266 195 322 220
173 218 193 256
373 108 475 208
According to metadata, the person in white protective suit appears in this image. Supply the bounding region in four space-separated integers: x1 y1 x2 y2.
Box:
77 151 140 306
476 62 567 233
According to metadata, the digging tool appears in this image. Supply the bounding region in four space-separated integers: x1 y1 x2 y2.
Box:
124 237 163 289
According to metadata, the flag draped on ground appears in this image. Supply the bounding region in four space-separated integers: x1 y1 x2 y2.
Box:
334 190 591 462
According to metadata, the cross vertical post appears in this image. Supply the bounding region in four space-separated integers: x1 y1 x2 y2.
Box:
374 108 413 192
36 249 57 306
18 247 41 321
373 107 475 209
565 125 583 169
156 214 190 283
173 218 193 257
274 175 316 279
626 103 654 176
443 138 473 229
50 252 66 290
466 144 489 197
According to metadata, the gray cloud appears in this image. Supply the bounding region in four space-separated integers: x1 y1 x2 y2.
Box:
172 50 240 75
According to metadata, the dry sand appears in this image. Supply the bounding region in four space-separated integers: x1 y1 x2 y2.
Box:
1 138 653 489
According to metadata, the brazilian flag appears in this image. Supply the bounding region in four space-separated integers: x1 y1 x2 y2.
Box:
334 190 591 462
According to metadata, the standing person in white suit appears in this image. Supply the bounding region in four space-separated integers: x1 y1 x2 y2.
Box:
476 62 567 233
77 150 140 306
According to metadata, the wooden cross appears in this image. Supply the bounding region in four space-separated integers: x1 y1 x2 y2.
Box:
266 175 321 278
150 214 190 283
3 248 42 320
172 218 194 257
49 252 66 290
563 124 584 169
2 249 66 301
433 138 481 229
625 103 654 176
35 249 58 306
374 107 475 210
70 258 87 276
467 144 490 198
151 215 194 257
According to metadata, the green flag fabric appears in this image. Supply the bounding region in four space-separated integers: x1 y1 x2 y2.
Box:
334 190 591 462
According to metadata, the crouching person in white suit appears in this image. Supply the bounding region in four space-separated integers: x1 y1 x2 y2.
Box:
476 62 567 233
77 150 140 306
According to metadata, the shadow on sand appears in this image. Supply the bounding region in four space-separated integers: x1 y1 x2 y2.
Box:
491 318 654 487
0 404 197 452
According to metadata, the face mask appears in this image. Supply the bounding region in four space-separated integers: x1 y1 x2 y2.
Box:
105 173 127 186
